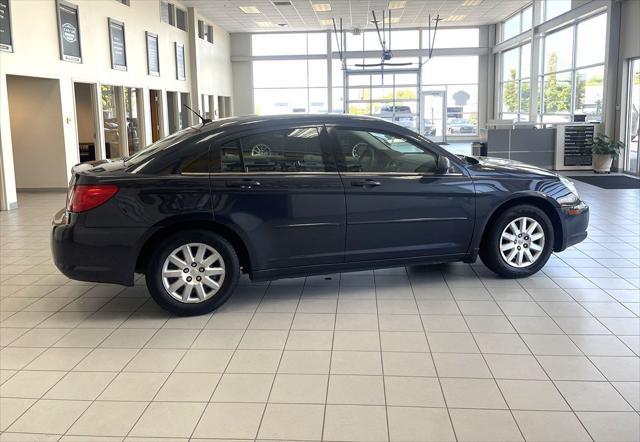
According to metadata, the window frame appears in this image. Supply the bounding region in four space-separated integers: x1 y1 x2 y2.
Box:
538 12 607 123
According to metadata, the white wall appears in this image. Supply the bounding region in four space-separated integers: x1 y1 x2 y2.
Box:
7 76 68 189
0 0 232 209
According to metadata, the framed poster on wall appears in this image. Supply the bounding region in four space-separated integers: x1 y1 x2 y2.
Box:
146 31 160 76
56 0 82 62
0 0 12 52
108 18 127 70
175 42 185 80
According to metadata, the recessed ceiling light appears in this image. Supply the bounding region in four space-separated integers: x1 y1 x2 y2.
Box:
446 15 465 21
256 21 275 27
239 6 260 14
389 17 400 24
388 1 406 9
312 3 331 12
319 19 334 25
462 0 482 5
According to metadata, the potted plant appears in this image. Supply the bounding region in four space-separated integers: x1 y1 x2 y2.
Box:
591 134 624 173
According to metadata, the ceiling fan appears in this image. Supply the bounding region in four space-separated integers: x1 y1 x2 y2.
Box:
354 10 412 69
332 10 443 75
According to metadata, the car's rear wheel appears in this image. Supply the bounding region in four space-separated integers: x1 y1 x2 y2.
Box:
480 205 554 278
146 230 240 316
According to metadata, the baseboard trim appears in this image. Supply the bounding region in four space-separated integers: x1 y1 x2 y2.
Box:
17 187 68 193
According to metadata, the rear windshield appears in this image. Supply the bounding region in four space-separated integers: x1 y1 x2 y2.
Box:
124 127 196 168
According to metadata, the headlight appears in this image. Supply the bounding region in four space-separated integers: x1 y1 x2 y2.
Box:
557 176 580 205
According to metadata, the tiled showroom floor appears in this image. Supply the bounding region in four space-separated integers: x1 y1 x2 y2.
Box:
0 180 639 442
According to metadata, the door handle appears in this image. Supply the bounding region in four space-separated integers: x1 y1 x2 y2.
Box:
351 179 381 187
226 179 261 189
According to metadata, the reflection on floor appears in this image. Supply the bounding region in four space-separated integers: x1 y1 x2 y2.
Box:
0 186 638 441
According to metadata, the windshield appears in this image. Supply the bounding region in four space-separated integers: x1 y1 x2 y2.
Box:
124 127 196 167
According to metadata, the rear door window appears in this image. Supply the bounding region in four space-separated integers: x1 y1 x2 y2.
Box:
239 127 334 172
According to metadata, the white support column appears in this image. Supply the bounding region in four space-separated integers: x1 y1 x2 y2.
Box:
529 1 541 122
0 73 18 210
187 7 200 122
141 88 152 147
60 78 80 179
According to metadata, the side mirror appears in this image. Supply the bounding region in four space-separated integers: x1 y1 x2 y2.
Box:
436 155 451 174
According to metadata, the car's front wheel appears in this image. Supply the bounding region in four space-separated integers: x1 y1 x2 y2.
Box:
146 230 240 315
480 205 554 278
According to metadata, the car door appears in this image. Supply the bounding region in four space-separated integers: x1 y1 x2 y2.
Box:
329 126 475 263
208 125 346 272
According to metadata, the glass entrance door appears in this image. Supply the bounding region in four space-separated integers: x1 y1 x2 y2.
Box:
422 91 446 143
624 59 640 176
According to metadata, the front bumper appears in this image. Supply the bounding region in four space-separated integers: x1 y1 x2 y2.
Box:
51 208 137 286
558 201 589 250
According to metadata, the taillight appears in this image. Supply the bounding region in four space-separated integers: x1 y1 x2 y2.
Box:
67 184 118 213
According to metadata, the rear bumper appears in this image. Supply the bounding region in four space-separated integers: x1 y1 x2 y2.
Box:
558 201 589 251
51 208 137 286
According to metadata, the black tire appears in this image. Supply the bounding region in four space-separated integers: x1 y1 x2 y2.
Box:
145 230 240 316
480 205 554 278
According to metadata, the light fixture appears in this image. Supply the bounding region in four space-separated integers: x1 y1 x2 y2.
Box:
319 19 334 25
273 1 292 5
312 3 331 12
389 17 400 24
388 1 406 9
446 15 465 21
277 23 288 27
462 0 482 6
256 21 275 27
239 6 260 14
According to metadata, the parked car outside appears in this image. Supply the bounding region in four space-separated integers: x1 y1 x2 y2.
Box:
52 114 588 315
379 105 415 129
447 117 476 134
423 118 437 136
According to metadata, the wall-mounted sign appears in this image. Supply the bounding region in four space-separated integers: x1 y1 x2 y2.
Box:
0 0 12 52
108 18 127 70
56 0 82 62
146 31 159 76
175 42 185 80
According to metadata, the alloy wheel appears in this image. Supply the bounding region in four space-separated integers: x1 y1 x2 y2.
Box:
161 243 226 303
499 216 545 268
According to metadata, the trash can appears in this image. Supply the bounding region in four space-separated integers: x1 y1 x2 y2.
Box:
472 142 488 156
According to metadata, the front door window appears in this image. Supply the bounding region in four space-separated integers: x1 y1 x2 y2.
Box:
335 129 439 174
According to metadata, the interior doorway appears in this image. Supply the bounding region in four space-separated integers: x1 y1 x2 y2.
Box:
167 91 178 134
179 92 190 128
73 82 99 163
6 75 68 190
149 89 161 142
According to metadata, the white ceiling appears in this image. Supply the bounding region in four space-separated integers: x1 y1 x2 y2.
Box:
181 0 531 33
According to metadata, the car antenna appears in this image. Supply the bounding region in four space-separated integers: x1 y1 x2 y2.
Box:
183 104 211 125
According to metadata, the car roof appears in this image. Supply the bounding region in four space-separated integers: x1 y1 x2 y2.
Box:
197 113 399 134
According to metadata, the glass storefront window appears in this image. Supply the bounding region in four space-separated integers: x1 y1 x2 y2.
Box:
545 0 571 21
576 14 606 67
544 27 573 73
427 28 479 48
574 66 604 121
542 71 572 114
